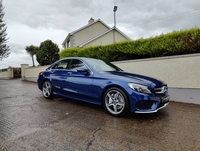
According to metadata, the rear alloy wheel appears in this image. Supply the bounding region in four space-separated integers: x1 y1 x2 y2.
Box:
103 87 129 117
42 80 54 99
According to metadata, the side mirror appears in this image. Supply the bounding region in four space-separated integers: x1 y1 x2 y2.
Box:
77 67 90 74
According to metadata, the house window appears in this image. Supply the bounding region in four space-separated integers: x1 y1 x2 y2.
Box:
67 40 70 48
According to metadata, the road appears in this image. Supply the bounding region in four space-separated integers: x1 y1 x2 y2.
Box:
0 79 200 151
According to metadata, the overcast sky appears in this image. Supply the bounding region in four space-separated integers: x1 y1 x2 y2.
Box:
1 0 200 69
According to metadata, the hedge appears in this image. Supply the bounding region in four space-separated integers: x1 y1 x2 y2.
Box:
59 27 200 62
1 68 7 72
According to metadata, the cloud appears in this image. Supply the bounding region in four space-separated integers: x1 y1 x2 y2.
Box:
6 23 67 47
4 0 200 38
9 43 25 55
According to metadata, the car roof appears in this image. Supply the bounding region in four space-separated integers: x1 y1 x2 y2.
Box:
60 57 101 62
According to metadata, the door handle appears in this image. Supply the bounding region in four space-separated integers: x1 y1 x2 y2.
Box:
67 72 72 75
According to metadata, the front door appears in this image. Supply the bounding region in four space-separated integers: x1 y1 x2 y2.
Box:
63 59 95 103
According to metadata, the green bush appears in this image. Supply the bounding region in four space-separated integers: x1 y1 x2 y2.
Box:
1 68 7 72
59 27 200 62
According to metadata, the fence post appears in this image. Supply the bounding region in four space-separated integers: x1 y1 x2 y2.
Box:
7 67 14 79
21 64 29 80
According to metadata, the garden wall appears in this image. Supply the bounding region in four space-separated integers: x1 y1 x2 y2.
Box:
114 53 200 89
21 64 48 82
0 67 13 79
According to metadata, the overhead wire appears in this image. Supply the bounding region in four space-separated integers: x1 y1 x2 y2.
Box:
129 9 200 28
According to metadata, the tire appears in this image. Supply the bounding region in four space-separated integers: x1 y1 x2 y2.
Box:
42 80 54 99
103 87 129 117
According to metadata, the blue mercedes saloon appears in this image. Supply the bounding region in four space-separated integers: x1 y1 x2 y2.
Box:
37 57 169 117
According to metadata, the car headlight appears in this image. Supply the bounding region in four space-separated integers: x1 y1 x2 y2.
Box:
128 83 151 94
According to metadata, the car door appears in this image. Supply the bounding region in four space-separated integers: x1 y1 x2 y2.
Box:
63 59 95 103
50 59 70 94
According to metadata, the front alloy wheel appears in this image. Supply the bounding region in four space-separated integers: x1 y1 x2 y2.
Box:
42 80 54 99
103 87 129 117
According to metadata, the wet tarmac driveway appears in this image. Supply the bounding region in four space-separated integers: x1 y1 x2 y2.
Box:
0 79 200 151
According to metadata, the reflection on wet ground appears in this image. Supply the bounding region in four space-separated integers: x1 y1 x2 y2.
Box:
0 79 200 151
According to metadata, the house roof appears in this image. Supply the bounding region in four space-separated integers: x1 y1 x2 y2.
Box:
78 27 131 47
62 19 111 46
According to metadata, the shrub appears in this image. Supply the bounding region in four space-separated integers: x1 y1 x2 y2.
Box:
1 68 7 72
59 27 200 62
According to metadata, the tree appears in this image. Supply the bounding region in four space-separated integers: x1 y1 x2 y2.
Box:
36 40 59 65
0 0 10 60
25 45 38 67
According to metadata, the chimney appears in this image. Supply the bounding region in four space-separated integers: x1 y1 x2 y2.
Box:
88 17 94 24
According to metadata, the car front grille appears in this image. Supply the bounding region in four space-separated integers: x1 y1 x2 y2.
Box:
154 85 168 96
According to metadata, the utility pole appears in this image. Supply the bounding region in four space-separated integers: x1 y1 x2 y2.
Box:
113 6 117 43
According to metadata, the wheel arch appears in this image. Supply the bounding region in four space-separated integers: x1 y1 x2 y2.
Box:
42 78 51 85
101 84 130 107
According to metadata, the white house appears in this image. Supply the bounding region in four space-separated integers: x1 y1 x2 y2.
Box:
62 18 131 48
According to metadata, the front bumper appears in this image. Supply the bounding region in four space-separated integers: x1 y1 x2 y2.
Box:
128 90 170 113
135 102 169 113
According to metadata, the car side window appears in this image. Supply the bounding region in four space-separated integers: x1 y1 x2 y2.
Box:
52 60 69 69
69 59 87 71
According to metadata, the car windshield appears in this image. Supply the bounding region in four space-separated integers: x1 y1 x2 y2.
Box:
85 59 122 72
